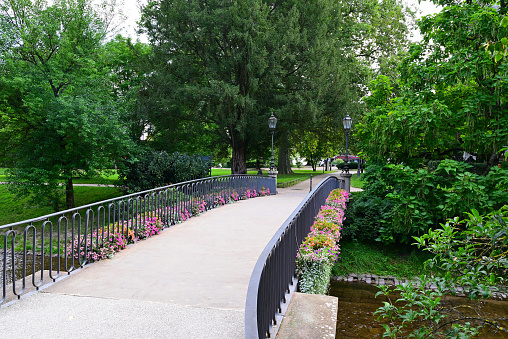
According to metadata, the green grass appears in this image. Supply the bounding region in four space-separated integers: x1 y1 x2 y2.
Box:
72 171 119 184
0 168 119 185
211 168 258 176
332 241 435 279
0 185 123 226
0 168 6 181
211 167 336 184
350 173 365 189
277 169 336 184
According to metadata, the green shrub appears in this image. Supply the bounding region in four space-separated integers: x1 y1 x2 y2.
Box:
342 192 394 242
331 158 344 166
118 150 210 192
336 161 358 169
347 161 508 244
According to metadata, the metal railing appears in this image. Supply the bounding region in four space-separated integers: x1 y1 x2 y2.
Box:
0 175 276 306
245 176 344 339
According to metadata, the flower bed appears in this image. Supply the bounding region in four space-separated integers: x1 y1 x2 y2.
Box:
296 188 348 294
66 187 272 264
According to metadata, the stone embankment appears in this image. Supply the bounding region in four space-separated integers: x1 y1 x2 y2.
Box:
332 274 507 300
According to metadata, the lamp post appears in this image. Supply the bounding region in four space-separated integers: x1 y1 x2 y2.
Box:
342 113 352 173
268 113 277 171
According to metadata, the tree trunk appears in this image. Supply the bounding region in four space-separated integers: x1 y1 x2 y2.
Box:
311 159 317 171
277 132 293 174
231 130 247 174
66 177 75 209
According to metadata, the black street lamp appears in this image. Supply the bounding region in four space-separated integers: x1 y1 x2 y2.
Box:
268 113 277 171
342 113 352 173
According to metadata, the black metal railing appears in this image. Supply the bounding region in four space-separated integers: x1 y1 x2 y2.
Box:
245 176 344 339
0 175 276 306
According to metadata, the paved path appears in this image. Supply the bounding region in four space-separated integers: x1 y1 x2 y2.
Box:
0 174 339 339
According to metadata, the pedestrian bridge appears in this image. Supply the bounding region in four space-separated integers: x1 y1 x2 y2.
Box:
0 174 345 338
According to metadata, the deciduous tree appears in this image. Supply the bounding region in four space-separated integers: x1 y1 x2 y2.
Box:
0 0 132 210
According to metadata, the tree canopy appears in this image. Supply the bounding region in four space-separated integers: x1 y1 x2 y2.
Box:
139 0 414 173
0 0 133 209
358 0 508 167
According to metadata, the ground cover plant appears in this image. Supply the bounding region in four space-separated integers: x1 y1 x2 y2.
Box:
331 241 434 279
374 207 508 338
350 173 364 189
297 188 347 294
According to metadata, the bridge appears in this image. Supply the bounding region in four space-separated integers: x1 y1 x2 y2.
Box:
0 174 347 338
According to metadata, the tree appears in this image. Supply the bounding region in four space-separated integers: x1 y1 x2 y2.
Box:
100 35 152 142
294 131 336 171
346 0 508 244
139 0 272 174
357 0 508 167
0 0 132 210
139 0 413 174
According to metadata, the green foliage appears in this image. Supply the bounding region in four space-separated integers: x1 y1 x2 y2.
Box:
375 207 508 338
346 161 508 244
357 1 508 167
0 0 134 209
298 259 334 295
293 131 336 171
139 0 413 173
331 241 433 279
118 151 211 192
342 191 394 242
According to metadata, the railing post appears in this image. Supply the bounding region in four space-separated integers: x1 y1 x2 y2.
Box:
267 170 277 195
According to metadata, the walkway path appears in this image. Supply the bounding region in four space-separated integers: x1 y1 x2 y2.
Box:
0 174 337 339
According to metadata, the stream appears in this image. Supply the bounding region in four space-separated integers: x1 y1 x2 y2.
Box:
329 280 508 338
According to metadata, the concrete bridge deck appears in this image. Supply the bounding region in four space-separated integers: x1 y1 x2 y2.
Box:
0 174 340 339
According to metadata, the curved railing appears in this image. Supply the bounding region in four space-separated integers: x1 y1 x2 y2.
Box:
0 175 276 306
245 176 344 339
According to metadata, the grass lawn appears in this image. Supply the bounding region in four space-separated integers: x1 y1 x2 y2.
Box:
277 169 336 184
0 168 6 181
72 171 119 184
0 168 119 185
350 172 365 189
212 167 336 184
0 185 123 226
332 241 434 279
211 168 258 176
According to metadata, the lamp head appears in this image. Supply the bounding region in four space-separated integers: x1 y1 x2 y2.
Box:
342 113 352 130
268 113 277 131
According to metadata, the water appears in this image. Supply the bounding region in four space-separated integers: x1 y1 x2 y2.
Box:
2 251 78 285
329 280 508 338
